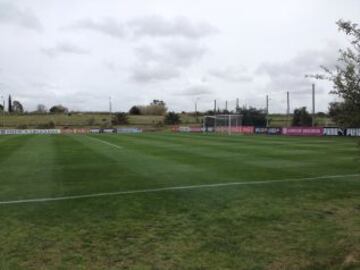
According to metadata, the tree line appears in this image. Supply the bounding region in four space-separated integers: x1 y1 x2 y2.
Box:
0 95 24 113
0 95 69 114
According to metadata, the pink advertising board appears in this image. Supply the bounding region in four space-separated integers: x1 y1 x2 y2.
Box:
282 127 323 136
215 126 254 134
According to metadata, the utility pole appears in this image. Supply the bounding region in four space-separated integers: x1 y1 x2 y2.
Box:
266 95 269 114
1 95 4 128
286 91 290 127
236 98 239 111
109 96 112 125
214 99 217 114
225 100 228 111
266 95 269 127
312 84 315 126
8 95 12 113
194 97 199 122
109 96 112 113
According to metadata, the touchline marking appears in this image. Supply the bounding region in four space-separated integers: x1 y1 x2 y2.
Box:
0 174 360 205
86 135 123 150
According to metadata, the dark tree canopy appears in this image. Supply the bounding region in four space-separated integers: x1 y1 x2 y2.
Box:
292 107 312 127
49 105 68 114
112 112 129 125
129 106 141 115
237 107 267 127
164 112 181 125
311 20 360 126
12 100 24 113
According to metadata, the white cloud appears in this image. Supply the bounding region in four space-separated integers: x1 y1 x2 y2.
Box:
41 42 90 57
177 85 212 96
0 2 42 31
209 66 253 83
130 40 207 82
130 63 180 82
128 15 218 39
69 18 125 38
257 43 339 93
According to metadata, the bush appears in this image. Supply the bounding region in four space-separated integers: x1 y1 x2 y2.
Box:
129 106 141 115
292 107 312 126
164 112 181 125
49 105 68 114
112 113 129 125
237 107 267 127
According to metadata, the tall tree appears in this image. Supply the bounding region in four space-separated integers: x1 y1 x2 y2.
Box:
310 20 360 126
8 95 12 113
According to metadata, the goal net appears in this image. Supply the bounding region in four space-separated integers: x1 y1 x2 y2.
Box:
203 114 242 135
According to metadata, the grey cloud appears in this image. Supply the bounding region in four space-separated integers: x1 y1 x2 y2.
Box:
68 15 217 40
131 40 207 82
128 15 218 39
104 61 118 71
257 46 338 80
130 63 180 83
209 67 253 82
69 18 125 38
0 2 42 31
178 85 212 96
257 44 338 92
41 42 90 57
136 40 206 67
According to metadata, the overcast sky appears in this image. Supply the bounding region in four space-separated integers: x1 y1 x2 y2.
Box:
0 0 359 113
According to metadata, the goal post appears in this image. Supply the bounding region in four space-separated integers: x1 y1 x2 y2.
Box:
203 114 243 135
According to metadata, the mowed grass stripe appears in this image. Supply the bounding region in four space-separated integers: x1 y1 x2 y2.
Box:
87 133 275 182
135 132 359 163
166 132 358 149
124 133 345 156
95 133 359 180
154 132 357 151
0 136 58 199
1 173 360 205
96 133 337 166
0 135 35 164
51 135 151 195
57 135 221 195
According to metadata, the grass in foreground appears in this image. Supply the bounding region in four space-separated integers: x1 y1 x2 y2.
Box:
0 133 359 269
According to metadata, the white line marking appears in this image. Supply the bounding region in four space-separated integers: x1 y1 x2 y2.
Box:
0 174 359 205
86 135 123 149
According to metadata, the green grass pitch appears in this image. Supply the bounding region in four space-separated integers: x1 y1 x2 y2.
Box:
0 133 359 269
